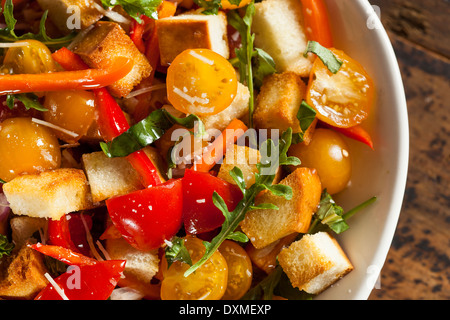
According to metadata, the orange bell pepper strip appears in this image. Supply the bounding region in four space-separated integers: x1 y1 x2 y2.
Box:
0 57 133 95
194 118 248 173
300 0 334 48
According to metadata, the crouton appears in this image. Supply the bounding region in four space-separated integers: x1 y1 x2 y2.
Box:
82 152 143 203
278 232 354 295
36 0 104 34
3 169 92 221
10 217 47 248
156 11 229 66
218 144 260 188
0 243 49 300
82 147 166 203
252 0 314 77
240 167 322 249
72 21 152 98
106 237 160 284
201 83 250 132
253 71 317 144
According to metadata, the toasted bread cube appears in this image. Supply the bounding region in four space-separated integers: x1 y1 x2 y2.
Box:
156 11 229 66
201 83 250 132
218 145 261 187
253 71 316 144
278 232 354 294
72 21 152 98
36 0 103 33
82 151 143 203
10 217 47 248
82 147 165 203
0 243 49 300
3 169 92 221
252 0 314 77
106 237 160 284
241 167 322 249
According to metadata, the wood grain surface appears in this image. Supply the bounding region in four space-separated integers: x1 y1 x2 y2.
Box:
367 0 449 300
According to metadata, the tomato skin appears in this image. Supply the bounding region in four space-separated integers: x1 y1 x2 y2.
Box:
166 48 238 116
219 240 253 300
288 128 352 195
161 236 228 300
182 169 243 235
106 179 183 251
306 48 375 128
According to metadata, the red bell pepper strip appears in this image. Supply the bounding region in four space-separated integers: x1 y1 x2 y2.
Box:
106 178 184 251
182 169 243 234
0 57 133 95
52 48 163 188
130 19 147 54
30 243 126 300
321 122 374 149
300 0 334 48
30 243 97 266
48 217 78 253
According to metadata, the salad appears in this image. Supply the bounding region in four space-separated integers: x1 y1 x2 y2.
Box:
0 0 377 300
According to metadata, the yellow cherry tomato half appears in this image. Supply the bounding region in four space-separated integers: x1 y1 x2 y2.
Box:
219 240 253 300
306 48 375 128
0 117 61 182
2 40 56 74
221 0 252 10
166 48 238 116
288 128 352 195
161 236 228 300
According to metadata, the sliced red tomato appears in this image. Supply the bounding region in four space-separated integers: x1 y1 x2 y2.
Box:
306 48 375 128
182 169 243 235
106 179 183 251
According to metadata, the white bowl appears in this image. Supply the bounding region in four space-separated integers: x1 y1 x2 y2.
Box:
315 0 409 300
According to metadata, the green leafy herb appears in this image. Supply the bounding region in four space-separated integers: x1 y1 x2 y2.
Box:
0 178 6 184
227 2 256 128
182 128 300 277
100 109 205 158
241 263 283 300
6 93 48 112
100 0 163 23
292 100 317 144
308 190 348 234
304 41 343 74
0 0 75 48
252 48 276 89
0 234 14 259
164 237 193 268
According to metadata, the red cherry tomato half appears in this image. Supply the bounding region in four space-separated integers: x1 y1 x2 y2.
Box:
106 179 183 251
182 169 243 235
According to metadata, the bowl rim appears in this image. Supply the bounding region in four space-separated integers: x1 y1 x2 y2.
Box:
343 0 410 300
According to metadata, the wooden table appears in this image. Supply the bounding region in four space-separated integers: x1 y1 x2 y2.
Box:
367 0 449 300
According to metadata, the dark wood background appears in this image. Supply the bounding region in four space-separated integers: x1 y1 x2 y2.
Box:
367 0 449 300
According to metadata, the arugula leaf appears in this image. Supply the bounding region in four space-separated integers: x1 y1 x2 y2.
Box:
0 178 6 184
100 0 163 22
193 0 223 15
0 0 75 48
241 263 283 300
164 237 193 268
304 41 343 74
252 48 276 89
100 109 205 158
6 94 48 112
227 2 256 128
183 128 299 277
0 234 14 259
292 100 317 144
